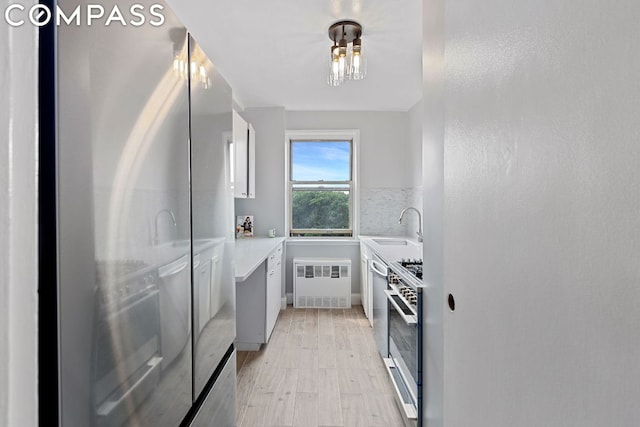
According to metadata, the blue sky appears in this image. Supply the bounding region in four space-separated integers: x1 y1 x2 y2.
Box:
291 141 351 181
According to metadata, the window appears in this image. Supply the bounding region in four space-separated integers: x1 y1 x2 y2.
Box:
288 134 357 237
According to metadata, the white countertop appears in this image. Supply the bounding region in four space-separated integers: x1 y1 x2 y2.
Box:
358 235 422 265
234 237 285 282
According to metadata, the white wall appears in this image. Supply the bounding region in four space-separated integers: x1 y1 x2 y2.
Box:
0 5 39 425
436 0 640 426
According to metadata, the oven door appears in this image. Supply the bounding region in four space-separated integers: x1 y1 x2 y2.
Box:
385 288 418 420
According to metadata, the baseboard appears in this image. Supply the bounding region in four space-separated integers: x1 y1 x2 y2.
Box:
286 292 362 307
351 293 361 306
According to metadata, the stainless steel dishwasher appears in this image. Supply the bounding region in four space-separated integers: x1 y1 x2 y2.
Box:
370 253 389 358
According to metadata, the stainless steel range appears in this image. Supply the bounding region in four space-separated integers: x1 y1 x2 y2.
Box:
383 258 424 427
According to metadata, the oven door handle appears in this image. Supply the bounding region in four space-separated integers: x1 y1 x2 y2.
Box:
384 290 417 326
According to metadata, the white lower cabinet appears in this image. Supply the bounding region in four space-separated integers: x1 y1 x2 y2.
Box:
265 244 283 340
236 242 283 350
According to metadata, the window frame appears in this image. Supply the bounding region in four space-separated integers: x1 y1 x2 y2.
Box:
285 130 359 238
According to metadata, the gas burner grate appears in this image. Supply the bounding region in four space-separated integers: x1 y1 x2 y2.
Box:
399 259 423 280
399 258 423 267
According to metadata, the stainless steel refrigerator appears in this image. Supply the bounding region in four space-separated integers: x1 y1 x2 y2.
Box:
49 1 236 425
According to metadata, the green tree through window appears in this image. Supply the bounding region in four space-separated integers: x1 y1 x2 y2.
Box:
292 191 349 230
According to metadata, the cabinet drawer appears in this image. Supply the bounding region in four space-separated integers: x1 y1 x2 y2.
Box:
267 244 282 271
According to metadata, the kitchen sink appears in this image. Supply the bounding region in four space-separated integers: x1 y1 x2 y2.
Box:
372 238 409 246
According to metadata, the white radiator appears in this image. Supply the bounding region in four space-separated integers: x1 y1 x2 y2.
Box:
293 258 351 309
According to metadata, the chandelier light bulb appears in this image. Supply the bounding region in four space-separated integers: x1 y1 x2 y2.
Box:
327 45 343 86
349 38 367 80
338 55 346 78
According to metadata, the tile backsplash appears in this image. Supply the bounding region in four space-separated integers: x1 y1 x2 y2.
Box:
360 187 423 237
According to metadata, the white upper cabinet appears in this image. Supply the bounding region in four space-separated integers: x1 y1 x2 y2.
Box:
232 110 255 199
247 123 255 198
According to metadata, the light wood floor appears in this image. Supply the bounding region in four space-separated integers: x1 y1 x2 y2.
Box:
236 306 408 427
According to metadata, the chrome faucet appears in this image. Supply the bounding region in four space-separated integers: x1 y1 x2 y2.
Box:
398 207 423 242
153 209 177 245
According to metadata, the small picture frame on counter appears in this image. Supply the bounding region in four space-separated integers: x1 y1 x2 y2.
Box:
236 215 254 238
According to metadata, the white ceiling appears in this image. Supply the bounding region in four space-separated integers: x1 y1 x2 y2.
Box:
166 0 422 111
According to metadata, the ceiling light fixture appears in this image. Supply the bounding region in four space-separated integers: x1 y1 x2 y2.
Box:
327 20 367 86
